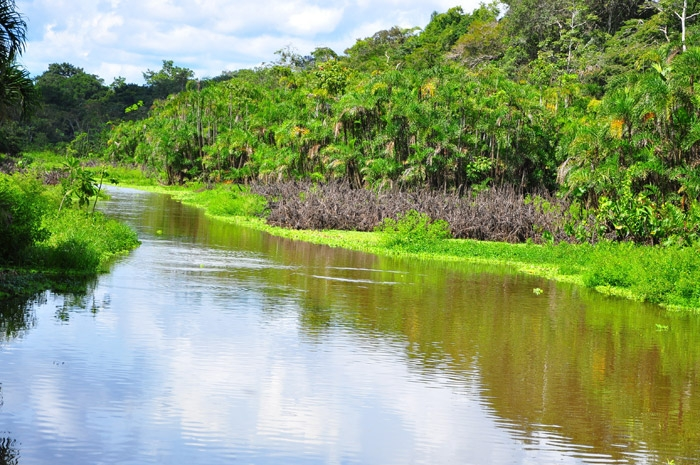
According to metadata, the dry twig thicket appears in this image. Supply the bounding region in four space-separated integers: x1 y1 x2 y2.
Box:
251 181 591 243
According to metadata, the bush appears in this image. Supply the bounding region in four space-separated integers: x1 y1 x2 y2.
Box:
582 242 637 288
376 210 450 251
580 241 700 308
39 238 101 272
635 245 700 307
36 209 139 272
0 174 49 264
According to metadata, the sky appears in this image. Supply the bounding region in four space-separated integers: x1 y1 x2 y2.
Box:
15 0 484 85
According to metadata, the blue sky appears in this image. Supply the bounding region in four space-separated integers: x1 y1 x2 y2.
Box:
15 0 484 85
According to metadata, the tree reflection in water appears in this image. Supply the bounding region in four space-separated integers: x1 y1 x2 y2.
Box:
0 435 20 465
0 281 98 465
0 384 20 465
0 296 43 465
0 294 42 342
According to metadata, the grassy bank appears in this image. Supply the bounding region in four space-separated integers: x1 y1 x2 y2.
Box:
0 171 140 299
112 176 700 313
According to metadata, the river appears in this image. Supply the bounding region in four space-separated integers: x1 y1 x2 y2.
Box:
0 187 698 464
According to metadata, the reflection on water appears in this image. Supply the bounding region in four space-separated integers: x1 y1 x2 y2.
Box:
0 278 99 340
0 186 698 464
0 296 39 342
0 435 20 465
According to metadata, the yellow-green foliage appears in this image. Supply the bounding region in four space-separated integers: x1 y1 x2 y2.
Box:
36 210 140 272
173 185 266 218
376 210 451 251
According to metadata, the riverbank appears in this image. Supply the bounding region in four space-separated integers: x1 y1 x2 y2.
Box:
17 155 698 311
0 172 140 299
122 180 700 313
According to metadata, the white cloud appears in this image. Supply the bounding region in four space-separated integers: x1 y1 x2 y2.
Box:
16 0 484 83
285 4 344 35
89 13 125 45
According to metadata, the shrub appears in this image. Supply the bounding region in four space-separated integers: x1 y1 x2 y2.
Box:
376 210 450 251
40 238 101 272
253 181 578 243
0 174 49 264
35 209 139 273
582 242 637 288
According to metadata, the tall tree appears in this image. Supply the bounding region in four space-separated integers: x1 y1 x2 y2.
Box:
344 26 418 72
668 0 699 50
647 0 700 50
34 63 109 144
587 0 646 33
143 60 195 99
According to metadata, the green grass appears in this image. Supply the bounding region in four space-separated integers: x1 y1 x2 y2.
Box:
93 164 159 187
36 209 140 272
16 150 66 170
166 184 267 217
1 209 140 299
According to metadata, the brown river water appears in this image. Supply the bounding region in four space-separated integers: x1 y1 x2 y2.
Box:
0 186 699 464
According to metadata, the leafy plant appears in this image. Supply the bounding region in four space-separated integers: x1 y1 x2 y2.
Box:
34 209 139 272
0 174 49 264
376 209 451 251
57 158 115 213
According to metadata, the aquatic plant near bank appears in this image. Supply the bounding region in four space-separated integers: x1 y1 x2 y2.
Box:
166 183 267 218
33 209 139 272
582 242 700 308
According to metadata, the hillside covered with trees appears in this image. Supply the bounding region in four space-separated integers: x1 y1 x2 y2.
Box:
5 0 700 245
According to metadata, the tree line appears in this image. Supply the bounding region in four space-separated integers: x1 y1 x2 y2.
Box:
1 57 195 156
4 0 700 244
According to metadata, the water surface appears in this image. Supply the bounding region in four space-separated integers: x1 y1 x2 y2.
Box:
1 187 698 464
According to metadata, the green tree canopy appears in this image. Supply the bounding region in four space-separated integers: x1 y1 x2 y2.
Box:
33 63 109 144
143 60 195 99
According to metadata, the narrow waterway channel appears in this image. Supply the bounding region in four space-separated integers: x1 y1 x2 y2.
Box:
1 187 699 465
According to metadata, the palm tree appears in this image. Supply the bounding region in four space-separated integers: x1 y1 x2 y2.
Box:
0 0 26 63
0 0 33 123
0 62 36 122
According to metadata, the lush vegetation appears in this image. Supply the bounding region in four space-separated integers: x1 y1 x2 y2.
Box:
0 170 140 298
136 179 696 311
94 1 700 246
4 1 700 304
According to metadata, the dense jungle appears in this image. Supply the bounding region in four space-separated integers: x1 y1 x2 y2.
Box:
3 0 700 306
